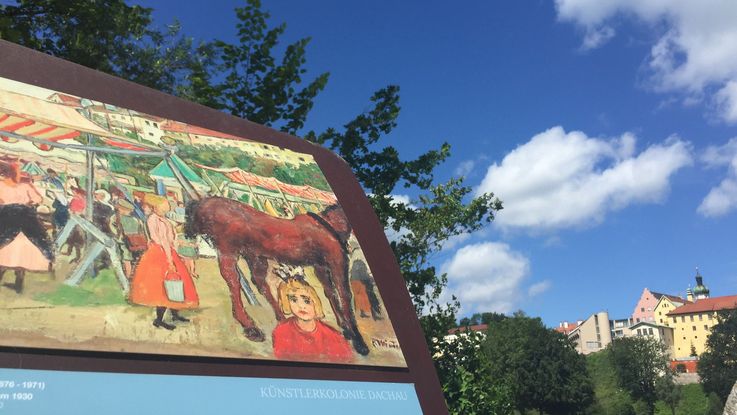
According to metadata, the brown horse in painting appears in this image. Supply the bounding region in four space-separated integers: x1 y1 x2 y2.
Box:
185 196 369 356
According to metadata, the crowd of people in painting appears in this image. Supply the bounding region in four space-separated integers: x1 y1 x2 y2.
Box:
0 159 384 363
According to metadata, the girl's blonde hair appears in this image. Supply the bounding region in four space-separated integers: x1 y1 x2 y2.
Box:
144 194 169 212
278 277 324 319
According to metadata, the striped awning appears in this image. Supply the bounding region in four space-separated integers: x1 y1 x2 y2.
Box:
0 89 151 151
196 164 337 205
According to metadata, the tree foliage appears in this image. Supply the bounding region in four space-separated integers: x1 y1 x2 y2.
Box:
607 337 670 415
699 309 737 403
213 0 329 134
655 372 681 415
586 351 636 415
0 0 206 95
459 311 507 326
484 315 594 414
433 329 513 415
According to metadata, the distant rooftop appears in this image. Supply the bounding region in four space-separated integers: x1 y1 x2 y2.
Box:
447 324 488 335
667 295 737 316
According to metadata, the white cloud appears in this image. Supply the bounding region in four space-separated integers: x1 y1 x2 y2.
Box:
581 25 615 51
454 160 475 177
556 0 737 123
440 232 472 252
442 242 530 314
698 138 737 217
528 280 552 297
476 126 692 230
715 81 737 123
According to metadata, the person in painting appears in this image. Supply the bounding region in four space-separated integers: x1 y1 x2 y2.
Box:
272 276 353 362
113 199 146 278
61 186 86 263
350 259 383 320
47 189 69 237
129 194 199 330
91 188 116 273
0 162 54 293
93 188 115 235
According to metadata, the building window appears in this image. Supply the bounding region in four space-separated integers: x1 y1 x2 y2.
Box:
708 314 713 320
648 328 653 335
641 307 645 312
690 315 694 322
705 325 709 330
699 314 703 321
637 329 642 336
153 123 158 127
681 316 685 322
692 326 696 331
145 120 150 125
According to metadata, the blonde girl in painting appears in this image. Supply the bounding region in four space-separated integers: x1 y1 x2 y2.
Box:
129 194 199 330
0 161 54 293
272 276 353 362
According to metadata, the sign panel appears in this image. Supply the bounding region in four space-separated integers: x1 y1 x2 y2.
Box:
0 77 405 367
0 40 450 414
0 368 423 414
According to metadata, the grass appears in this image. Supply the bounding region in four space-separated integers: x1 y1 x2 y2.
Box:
34 269 127 306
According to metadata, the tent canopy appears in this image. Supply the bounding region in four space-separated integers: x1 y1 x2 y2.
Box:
151 154 205 184
0 89 156 152
196 164 336 205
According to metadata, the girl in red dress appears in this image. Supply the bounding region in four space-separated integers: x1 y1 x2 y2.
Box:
272 276 353 362
129 195 199 330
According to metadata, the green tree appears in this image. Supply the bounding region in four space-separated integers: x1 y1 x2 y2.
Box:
484 315 594 414
0 0 205 95
586 351 635 415
699 309 737 403
459 311 507 326
212 0 329 134
434 329 513 414
655 372 681 415
706 392 723 415
608 337 670 415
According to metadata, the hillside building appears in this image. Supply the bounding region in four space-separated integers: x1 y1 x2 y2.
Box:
568 311 612 355
631 288 688 324
654 294 690 327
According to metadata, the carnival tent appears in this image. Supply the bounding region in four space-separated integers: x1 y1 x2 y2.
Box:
0 89 138 150
195 164 337 205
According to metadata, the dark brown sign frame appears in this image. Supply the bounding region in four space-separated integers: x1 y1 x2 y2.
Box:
0 40 448 414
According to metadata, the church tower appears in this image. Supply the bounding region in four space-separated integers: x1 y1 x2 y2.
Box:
693 268 710 300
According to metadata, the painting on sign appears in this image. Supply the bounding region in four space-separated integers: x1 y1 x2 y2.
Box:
0 77 405 367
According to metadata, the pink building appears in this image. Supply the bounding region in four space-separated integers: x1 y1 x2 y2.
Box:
631 288 686 324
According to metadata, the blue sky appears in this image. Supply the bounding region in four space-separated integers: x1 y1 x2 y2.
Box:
138 0 737 326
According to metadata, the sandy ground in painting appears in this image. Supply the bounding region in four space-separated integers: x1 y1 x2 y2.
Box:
0 257 406 367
